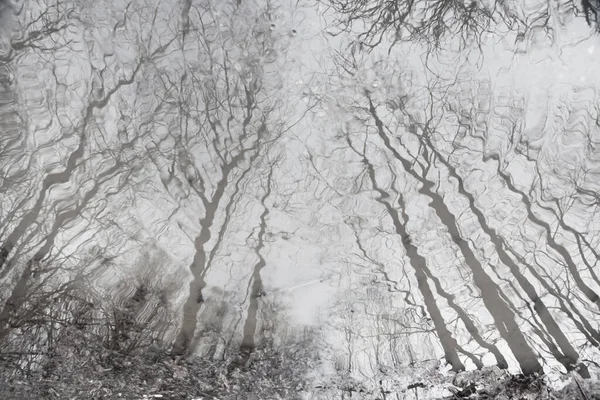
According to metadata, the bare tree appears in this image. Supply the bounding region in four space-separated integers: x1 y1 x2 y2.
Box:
139 0 309 354
438 76 600 375
302 41 600 378
0 0 179 360
236 164 276 366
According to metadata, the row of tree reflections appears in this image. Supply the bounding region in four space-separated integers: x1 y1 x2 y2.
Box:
336 5 600 381
0 0 313 378
307 0 600 383
1 0 599 390
312 57 600 380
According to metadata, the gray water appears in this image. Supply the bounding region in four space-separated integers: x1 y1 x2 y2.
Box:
1 0 599 396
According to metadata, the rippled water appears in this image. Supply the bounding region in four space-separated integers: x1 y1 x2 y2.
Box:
1 0 599 396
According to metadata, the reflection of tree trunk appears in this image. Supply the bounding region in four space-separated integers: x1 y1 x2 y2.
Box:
172 212 213 355
238 168 273 366
402 238 466 372
351 140 464 372
366 97 543 375
421 137 588 377
401 231 507 368
173 143 261 355
484 152 600 309
173 166 241 356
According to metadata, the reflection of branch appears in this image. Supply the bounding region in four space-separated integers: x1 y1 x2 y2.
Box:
3 0 75 60
348 224 422 312
531 164 600 286
443 85 600 312
235 166 274 368
330 0 499 52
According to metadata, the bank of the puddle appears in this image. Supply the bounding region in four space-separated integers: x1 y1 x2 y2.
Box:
311 363 600 399
4 349 598 400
